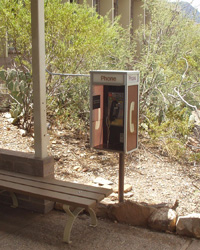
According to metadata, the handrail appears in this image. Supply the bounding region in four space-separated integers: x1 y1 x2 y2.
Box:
46 69 90 77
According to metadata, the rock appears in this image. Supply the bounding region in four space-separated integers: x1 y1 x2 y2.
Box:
187 137 200 152
113 184 132 193
171 199 179 210
19 129 27 137
96 202 110 218
4 112 11 119
110 192 134 200
107 200 156 227
93 177 113 186
110 193 118 201
145 200 179 210
148 208 177 232
146 199 179 211
176 213 200 238
73 165 82 171
82 168 88 172
8 118 14 124
189 110 200 126
124 192 134 198
124 184 133 193
54 202 64 211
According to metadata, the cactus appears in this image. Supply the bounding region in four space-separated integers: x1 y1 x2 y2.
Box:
0 68 33 130
0 70 6 81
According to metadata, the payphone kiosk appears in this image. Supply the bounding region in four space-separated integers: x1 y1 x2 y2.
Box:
90 70 139 153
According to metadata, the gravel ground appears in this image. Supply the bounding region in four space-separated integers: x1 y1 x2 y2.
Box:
0 112 199 216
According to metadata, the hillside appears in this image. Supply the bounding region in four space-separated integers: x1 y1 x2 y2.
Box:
177 1 200 23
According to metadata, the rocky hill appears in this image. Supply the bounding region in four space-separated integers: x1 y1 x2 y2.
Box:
178 1 200 23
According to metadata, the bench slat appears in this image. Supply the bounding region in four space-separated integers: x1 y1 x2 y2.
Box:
0 179 96 209
0 174 105 202
0 170 112 197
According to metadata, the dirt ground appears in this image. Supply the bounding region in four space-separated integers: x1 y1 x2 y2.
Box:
0 112 199 216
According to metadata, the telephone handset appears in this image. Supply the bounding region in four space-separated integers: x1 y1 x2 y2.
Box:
129 101 135 133
95 108 101 130
110 100 120 122
107 92 123 127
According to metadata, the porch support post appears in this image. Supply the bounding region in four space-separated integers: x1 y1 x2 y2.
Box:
31 0 48 158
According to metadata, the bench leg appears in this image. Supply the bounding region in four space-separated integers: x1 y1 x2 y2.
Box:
87 207 98 227
0 190 18 208
62 205 98 244
9 192 18 208
63 205 84 244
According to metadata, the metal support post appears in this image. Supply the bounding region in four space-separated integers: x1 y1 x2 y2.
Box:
119 153 125 203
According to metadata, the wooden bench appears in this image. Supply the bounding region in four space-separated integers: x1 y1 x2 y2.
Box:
0 169 112 243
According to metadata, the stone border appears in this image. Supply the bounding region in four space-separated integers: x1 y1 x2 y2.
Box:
95 200 200 239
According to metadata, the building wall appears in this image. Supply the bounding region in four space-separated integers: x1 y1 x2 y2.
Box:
132 0 145 32
62 0 145 30
118 0 131 29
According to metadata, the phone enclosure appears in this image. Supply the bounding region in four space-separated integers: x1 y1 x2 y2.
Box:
90 70 139 153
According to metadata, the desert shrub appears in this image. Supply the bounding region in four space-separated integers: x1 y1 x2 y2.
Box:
45 1 133 130
0 0 134 131
133 0 200 162
141 105 194 161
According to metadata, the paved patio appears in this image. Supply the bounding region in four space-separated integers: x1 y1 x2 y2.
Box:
0 205 199 250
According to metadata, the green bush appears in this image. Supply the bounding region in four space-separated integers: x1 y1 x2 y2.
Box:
44 1 133 130
0 0 134 132
141 106 194 162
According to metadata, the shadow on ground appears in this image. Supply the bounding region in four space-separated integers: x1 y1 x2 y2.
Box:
0 205 199 250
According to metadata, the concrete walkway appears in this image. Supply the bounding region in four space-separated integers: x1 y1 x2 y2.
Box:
0 205 199 250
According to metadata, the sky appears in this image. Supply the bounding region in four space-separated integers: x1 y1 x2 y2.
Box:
168 0 200 12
